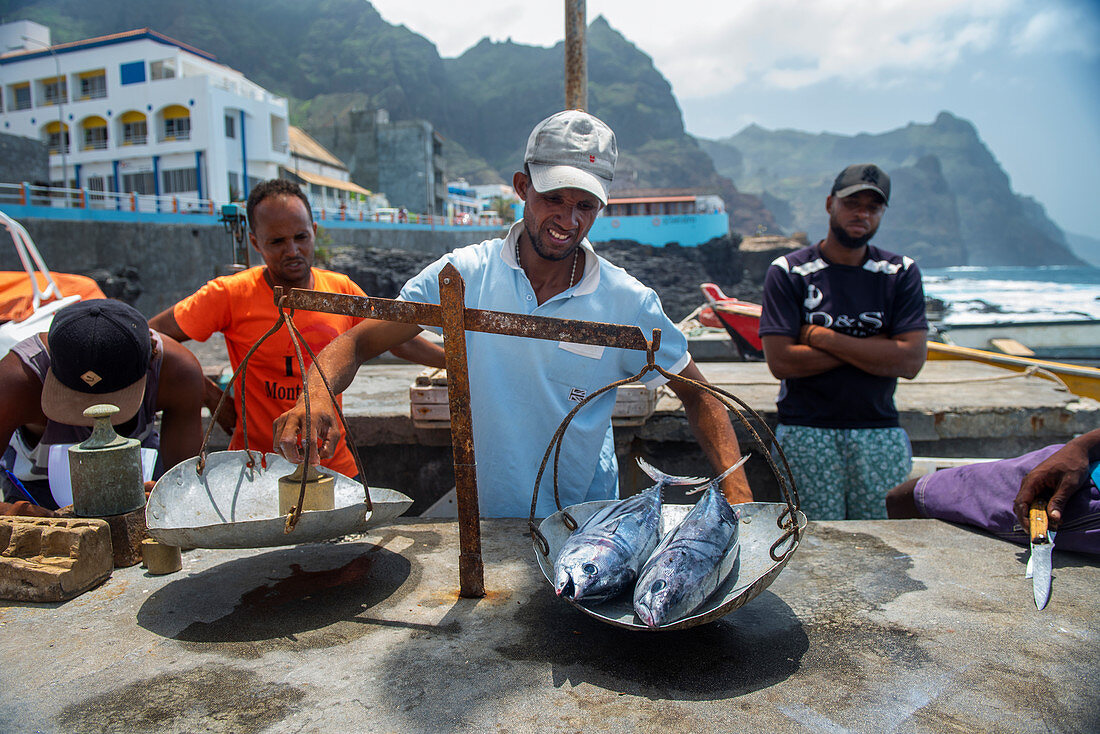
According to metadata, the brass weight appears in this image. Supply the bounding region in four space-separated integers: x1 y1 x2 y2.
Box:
278 464 335 515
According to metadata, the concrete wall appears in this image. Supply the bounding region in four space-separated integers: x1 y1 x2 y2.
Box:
0 217 504 316
0 132 48 184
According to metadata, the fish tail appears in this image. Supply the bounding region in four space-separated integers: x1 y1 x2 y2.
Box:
685 453 751 496
636 457 708 488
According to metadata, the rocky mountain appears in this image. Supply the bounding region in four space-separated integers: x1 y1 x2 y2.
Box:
5 1 771 233
4 1 1079 266
700 112 1083 267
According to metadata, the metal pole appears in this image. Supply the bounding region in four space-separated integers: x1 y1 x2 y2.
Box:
564 0 587 110
438 264 485 598
23 36 68 191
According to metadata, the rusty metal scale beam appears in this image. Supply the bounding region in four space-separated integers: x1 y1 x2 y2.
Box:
283 287 652 351
280 267 654 599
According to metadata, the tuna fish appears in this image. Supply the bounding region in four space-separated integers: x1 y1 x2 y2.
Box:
632 456 749 628
553 458 706 604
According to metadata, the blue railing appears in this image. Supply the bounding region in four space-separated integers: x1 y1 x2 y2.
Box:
0 182 507 230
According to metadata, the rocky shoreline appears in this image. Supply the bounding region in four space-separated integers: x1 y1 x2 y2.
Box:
326 233 799 322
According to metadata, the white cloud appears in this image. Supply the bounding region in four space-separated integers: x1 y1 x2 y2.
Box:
1012 4 1100 58
368 0 1094 97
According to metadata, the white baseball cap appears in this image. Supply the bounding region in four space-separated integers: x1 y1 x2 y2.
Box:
524 110 617 205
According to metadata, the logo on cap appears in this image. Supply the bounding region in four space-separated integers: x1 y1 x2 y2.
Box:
81 370 103 387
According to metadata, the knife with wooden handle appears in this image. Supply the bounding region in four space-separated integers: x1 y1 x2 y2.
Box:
1029 499 1054 610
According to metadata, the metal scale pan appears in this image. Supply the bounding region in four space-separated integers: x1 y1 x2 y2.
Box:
146 450 412 549
534 500 807 631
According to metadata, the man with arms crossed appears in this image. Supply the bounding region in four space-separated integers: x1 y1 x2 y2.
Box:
150 179 442 479
274 110 751 517
759 164 927 520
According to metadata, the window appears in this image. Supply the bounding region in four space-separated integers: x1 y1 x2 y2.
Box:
164 116 190 141
45 129 70 154
162 168 198 194
79 72 107 100
121 172 156 195
86 176 106 201
14 84 32 110
150 60 175 80
227 172 241 200
83 126 107 150
42 77 67 105
119 61 145 85
225 114 235 138
122 119 147 145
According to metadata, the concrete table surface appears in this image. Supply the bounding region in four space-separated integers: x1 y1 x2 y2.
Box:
2 518 1097 733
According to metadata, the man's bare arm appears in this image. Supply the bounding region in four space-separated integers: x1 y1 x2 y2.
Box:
668 359 752 504
154 336 206 472
389 335 446 369
802 326 927 379
148 311 236 434
148 308 189 343
762 334 846 379
0 351 49 462
274 319 424 464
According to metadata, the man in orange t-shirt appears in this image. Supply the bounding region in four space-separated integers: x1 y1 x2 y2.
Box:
151 179 443 477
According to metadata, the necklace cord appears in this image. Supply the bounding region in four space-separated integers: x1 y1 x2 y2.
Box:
516 239 579 289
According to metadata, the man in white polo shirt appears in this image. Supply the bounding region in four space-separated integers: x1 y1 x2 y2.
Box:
273 110 751 517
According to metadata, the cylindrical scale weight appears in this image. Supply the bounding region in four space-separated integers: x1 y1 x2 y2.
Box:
69 404 146 517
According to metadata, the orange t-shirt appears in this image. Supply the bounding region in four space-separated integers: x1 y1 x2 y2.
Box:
174 267 364 477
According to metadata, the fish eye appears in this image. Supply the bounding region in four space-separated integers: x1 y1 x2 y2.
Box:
581 563 598 576
651 579 667 592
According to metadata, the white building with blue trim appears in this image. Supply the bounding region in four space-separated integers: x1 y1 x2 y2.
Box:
0 20 288 203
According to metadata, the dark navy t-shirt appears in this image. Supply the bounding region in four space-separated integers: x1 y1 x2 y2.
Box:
758 242 928 428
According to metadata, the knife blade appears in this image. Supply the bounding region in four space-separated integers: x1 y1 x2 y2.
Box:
1029 499 1055 610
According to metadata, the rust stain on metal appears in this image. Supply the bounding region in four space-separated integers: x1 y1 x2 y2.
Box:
282 288 650 352
440 264 485 599
282 289 444 328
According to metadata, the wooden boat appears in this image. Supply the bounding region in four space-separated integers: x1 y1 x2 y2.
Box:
691 283 1100 402
0 209 105 353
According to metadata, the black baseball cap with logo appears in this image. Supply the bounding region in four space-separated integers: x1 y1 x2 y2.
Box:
831 163 891 205
41 299 151 426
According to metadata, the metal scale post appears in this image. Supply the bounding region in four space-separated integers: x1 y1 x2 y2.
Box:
281 264 655 598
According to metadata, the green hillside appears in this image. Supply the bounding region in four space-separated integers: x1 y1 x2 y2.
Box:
2 0 1078 265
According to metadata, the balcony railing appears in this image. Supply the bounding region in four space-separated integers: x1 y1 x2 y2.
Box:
0 181 509 229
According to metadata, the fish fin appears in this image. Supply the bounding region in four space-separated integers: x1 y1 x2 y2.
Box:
636 457 708 487
685 453 751 496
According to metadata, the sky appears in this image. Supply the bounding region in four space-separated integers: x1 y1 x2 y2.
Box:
370 0 1100 240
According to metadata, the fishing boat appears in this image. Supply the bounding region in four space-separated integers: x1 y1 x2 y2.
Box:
0 209 105 354
688 282 1100 402
931 319 1100 361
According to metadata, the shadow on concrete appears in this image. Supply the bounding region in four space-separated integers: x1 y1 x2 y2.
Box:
501 587 807 700
137 541 413 651
368 554 807 730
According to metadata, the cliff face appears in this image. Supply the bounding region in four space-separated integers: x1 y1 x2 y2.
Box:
7 2 1075 265
701 113 1082 267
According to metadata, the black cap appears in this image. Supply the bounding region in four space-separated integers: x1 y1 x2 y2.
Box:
41 299 151 426
831 163 890 205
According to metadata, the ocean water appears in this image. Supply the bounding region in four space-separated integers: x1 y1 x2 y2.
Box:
921 266 1100 324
